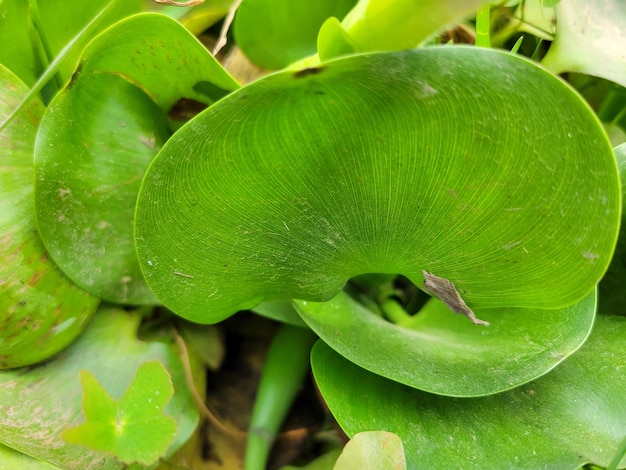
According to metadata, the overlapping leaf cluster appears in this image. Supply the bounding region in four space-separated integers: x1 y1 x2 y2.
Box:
0 0 625 468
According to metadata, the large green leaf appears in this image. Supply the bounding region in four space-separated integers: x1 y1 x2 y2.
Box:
295 289 595 396
542 0 626 88
34 13 240 304
135 46 619 324
0 306 199 469
234 0 356 69
312 315 626 469
0 64 98 368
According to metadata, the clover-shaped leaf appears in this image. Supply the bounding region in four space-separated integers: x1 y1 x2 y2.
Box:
62 361 177 465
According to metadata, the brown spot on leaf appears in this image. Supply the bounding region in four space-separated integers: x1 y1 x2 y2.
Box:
293 67 324 78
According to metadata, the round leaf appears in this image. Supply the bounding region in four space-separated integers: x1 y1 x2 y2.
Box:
311 315 626 469
295 289 595 396
0 64 98 368
35 73 169 304
135 47 619 324
34 13 239 304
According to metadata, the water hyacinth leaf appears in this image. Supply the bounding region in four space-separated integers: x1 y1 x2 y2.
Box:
312 315 626 469
35 73 169 304
542 0 626 88
295 289 595 396
62 361 177 465
0 306 199 469
74 13 240 111
234 0 356 69
135 47 619 324
34 13 239 304
0 64 98 368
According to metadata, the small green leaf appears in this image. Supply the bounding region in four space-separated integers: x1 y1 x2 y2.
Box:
312 315 626 469
333 431 406 470
542 0 626 88
317 17 357 62
62 361 177 465
234 0 356 69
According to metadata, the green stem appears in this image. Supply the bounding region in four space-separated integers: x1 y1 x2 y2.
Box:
606 434 626 470
29 0 62 93
475 4 491 48
244 324 317 470
380 298 411 325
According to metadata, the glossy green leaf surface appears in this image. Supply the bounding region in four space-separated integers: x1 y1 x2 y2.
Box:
542 0 626 88
136 47 619 324
312 315 626 469
0 444 59 470
34 13 239 304
317 17 357 62
234 0 356 69
0 0 40 87
333 431 406 470
0 306 199 469
295 289 595 396
63 361 177 465
0 64 98 368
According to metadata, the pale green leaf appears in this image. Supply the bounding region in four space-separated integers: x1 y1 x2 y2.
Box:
341 0 491 51
542 0 626 88
0 64 97 368
63 361 177 465
333 431 406 470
